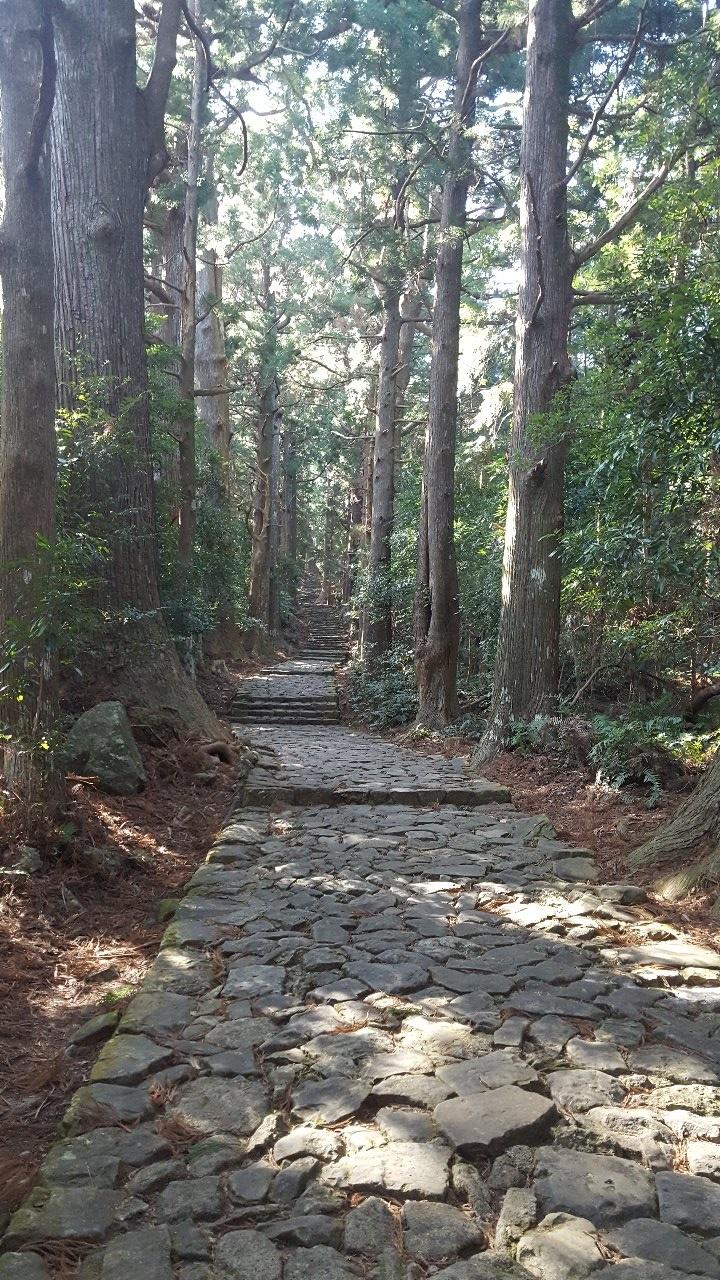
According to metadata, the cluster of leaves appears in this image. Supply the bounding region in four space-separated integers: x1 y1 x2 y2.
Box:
347 647 418 728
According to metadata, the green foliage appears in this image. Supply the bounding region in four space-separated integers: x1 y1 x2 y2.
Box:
347 647 418 728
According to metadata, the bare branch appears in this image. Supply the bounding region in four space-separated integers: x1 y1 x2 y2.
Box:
571 288 622 305
573 0 623 33
221 0 296 81
181 0 214 89
565 1 646 184
211 83 249 177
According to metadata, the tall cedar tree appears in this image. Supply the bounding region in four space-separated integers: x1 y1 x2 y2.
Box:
0 0 63 812
50 0 221 735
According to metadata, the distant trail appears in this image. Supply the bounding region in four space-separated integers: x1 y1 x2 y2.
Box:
3 603 720 1280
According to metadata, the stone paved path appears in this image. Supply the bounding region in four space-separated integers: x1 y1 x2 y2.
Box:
3 659 720 1280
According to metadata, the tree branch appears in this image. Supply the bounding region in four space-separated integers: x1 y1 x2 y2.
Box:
571 288 621 305
143 0 184 184
573 0 622 33
565 1 646 185
27 0 56 174
572 152 679 268
221 0 296 81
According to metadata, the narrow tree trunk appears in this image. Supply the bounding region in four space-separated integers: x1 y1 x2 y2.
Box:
268 409 283 636
474 0 574 762
248 378 279 627
413 0 483 728
0 0 63 815
51 0 221 736
394 285 423 474
322 479 335 606
178 12 205 572
362 285 402 657
196 250 232 479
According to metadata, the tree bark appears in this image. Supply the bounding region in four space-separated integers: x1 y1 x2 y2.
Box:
248 376 280 627
178 9 205 572
413 0 483 728
473 0 574 763
629 750 720 901
51 0 221 736
0 0 63 815
362 285 402 657
196 250 232 476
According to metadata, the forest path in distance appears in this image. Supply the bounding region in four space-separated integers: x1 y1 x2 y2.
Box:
2 622 720 1280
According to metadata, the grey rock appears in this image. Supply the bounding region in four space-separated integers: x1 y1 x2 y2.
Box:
345 1196 396 1254
495 1188 538 1250
90 1034 173 1086
371 1074 452 1108
5 1188 120 1244
227 1162 275 1203
565 1039 625 1074
656 1170 720 1235
120 992 194 1035
62 1083 155 1134
516 1213 603 1280
101 1227 172 1280
0 1257 51 1280
403 1199 482 1262
271 1156 319 1203
62 701 146 794
688 1141 720 1181
323 1140 451 1198
534 1147 657 1226
370 1249 422 1280
274 1126 343 1162
629 1047 718 1084
170 1222 211 1261
552 858 600 883
293 1075 371 1124
530 1018 576 1053
69 1012 120 1047
126 1159 185 1196
547 1070 625 1113
155 1177 221 1222
434 1085 555 1154
214 1229 282 1280
437 1052 538 1093
223 964 285 999
489 1146 535 1192
592 1263 707 1280
433 1257 535 1280
284 1246 358 1280
376 1107 434 1142
648 1085 720 1115
616 940 720 971
267 1215 343 1247
494 1019 529 1049
169 1077 268 1136
346 961 429 994
607 1217 720 1276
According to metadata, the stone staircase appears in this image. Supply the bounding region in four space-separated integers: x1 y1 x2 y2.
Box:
230 601 346 726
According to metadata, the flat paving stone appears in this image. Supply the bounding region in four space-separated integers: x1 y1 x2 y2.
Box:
5 653 720 1279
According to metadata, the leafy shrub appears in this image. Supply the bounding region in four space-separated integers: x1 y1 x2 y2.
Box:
347 647 417 728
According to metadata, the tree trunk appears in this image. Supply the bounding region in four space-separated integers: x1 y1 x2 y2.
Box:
629 750 720 902
362 285 402 657
178 11 205 572
413 0 483 728
196 250 232 478
51 0 221 736
0 0 63 815
394 285 423 475
473 0 574 763
248 377 279 627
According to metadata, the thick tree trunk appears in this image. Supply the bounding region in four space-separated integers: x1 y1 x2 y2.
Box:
0 0 63 815
51 0 220 736
362 286 402 657
473 0 574 763
629 751 720 901
178 17 205 572
414 0 483 728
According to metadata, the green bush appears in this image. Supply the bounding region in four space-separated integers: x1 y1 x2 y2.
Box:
347 647 417 728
